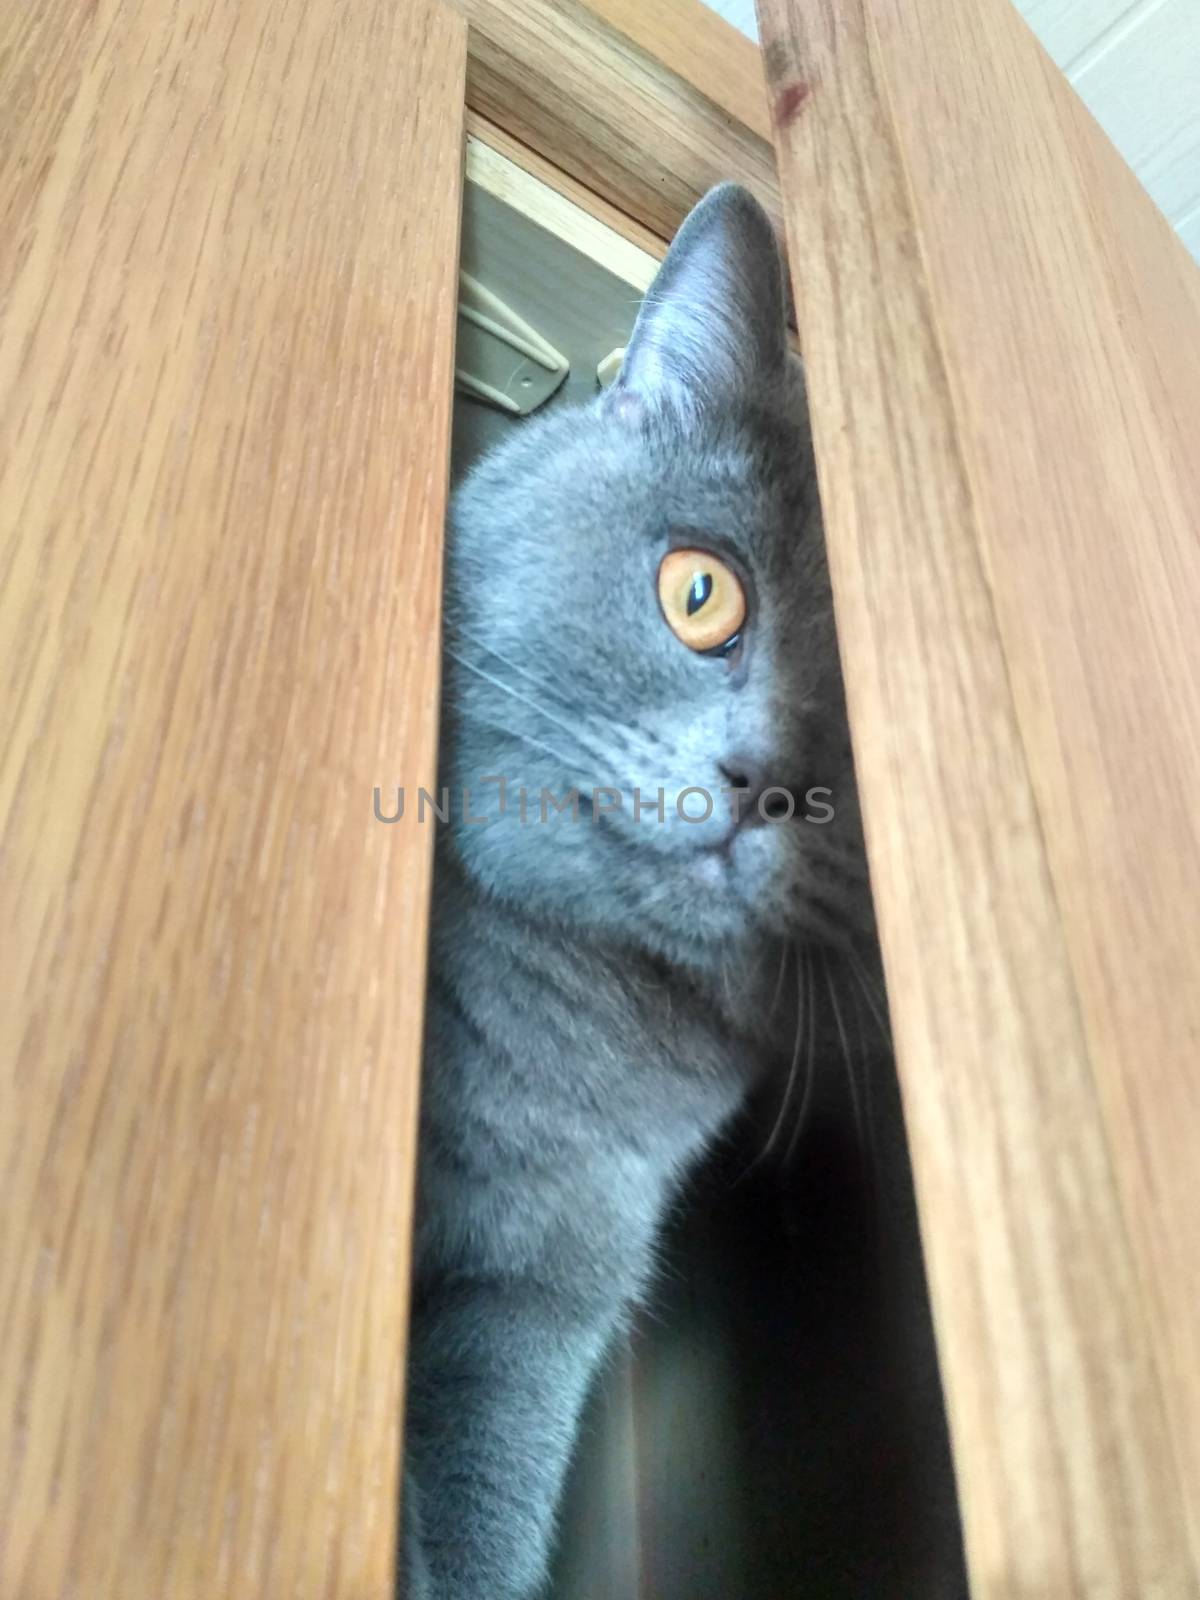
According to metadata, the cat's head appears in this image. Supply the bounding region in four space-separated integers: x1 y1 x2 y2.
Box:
440 184 867 962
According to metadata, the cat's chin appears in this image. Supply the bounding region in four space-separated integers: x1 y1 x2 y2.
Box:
693 846 734 889
689 822 871 950
680 832 803 946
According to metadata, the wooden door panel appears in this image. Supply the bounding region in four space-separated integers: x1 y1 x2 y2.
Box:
443 0 780 245
0 0 464 1592
758 0 1200 1591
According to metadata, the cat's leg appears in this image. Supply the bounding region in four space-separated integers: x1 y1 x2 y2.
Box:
403 1275 617 1600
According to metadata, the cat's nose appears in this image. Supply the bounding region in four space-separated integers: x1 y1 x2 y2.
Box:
717 753 788 828
718 753 762 794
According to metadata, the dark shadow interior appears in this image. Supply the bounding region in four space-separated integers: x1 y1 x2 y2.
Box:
551 1048 967 1600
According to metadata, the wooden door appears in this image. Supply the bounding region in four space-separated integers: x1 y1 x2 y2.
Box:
757 0 1200 1592
0 0 464 1592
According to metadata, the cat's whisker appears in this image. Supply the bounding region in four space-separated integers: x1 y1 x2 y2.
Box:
767 938 790 1022
808 837 872 886
452 706 582 776
719 955 735 1020
824 948 870 1173
784 947 819 1167
743 944 803 1172
446 646 608 768
450 632 724 819
848 944 891 1048
453 623 652 758
815 861 871 896
796 894 853 946
452 625 588 716
852 971 880 1224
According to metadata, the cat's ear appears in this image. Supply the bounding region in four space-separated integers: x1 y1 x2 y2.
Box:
610 183 787 411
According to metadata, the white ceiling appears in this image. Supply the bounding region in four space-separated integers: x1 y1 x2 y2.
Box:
705 0 1200 263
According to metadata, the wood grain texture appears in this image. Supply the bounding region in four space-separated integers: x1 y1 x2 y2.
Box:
465 116 665 285
581 0 772 142
758 0 1200 1592
445 0 782 247
0 0 464 1593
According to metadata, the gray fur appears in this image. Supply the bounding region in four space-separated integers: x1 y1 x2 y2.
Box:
401 185 873 1599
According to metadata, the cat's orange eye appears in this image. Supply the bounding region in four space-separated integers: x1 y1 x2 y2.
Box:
657 548 746 655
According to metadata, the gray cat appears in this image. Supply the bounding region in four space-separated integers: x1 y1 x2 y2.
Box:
400 184 878 1599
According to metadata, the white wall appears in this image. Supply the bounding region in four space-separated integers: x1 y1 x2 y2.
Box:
703 0 1200 263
